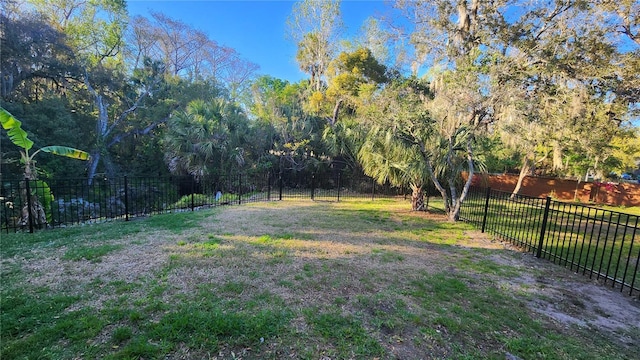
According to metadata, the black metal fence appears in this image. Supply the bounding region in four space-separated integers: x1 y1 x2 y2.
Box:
1 171 405 234
455 186 639 297
5 173 637 297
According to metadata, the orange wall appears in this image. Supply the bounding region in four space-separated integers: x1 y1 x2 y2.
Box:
477 174 640 207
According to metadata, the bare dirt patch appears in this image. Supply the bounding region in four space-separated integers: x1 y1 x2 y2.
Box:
497 250 640 337
484 246 640 349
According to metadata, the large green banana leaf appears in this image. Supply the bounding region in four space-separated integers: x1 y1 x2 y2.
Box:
0 107 34 151
39 146 91 160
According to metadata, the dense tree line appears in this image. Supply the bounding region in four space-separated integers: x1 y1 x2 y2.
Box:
1 0 638 220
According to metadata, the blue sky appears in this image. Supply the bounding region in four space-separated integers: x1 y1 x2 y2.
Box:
127 0 389 83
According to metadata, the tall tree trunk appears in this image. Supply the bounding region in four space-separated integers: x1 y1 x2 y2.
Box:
445 136 459 220
83 70 156 183
448 139 475 222
87 151 101 184
85 74 109 183
552 141 563 171
410 184 425 211
425 157 449 214
511 154 532 199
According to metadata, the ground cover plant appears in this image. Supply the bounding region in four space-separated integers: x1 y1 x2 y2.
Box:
1 199 639 359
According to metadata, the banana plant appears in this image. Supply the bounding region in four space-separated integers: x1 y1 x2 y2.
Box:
1 107 90 179
1 107 91 229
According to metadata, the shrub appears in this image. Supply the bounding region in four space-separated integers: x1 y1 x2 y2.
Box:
171 192 236 208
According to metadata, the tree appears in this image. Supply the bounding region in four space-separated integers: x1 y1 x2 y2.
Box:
26 0 152 181
287 0 343 92
392 0 496 220
149 11 202 77
390 0 639 215
425 68 487 220
315 48 391 172
29 0 127 66
249 76 326 173
355 18 394 67
358 79 432 211
125 15 158 71
609 127 640 175
162 99 249 179
82 57 166 181
488 0 638 187
0 12 77 101
321 48 388 124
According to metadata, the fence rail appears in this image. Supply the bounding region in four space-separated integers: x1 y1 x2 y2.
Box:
456 186 639 298
1 172 404 234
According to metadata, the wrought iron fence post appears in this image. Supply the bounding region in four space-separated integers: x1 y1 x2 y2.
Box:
124 176 130 221
481 187 491 233
311 174 315 200
371 177 375 201
630 246 639 297
337 172 341 202
536 196 552 258
278 172 283 201
621 216 638 296
24 178 34 233
267 172 271 201
190 177 195 211
238 173 242 205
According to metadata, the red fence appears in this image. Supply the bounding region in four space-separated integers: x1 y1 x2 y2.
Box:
475 174 640 207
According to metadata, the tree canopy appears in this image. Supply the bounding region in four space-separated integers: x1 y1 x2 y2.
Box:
1 0 638 219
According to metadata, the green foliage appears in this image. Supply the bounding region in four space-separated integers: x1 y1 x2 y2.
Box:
475 135 520 174
173 194 210 208
1 98 94 178
0 107 90 179
0 107 33 150
358 77 432 192
163 99 251 177
327 48 388 96
171 193 235 208
29 180 54 223
0 13 77 103
30 0 128 67
40 146 90 160
249 76 328 173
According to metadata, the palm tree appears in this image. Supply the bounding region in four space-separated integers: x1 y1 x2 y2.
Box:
163 99 247 179
357 79 435 211
359 124 430 211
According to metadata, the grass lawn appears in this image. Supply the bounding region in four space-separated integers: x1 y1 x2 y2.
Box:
2 199 639 359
